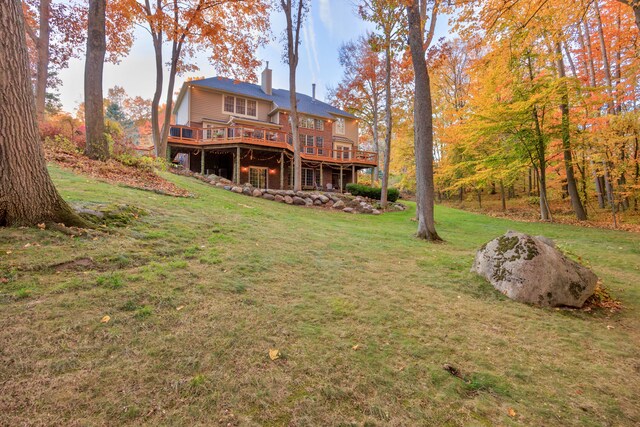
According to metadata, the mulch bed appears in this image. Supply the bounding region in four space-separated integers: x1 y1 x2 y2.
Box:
46 149 192 198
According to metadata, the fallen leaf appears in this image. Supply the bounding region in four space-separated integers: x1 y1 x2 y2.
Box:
352 344 360 351
176 306 184 311
1 278 8 283
607 325 614 330
37 223 46 230
5 251 12 254
508 408 516 417
100 315 111 324
268 349 280 360
24 243 31 248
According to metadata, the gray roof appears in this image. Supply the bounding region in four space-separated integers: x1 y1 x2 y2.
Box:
190 77 357 120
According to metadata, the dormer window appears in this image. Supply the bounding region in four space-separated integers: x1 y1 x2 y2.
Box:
223 95 257 118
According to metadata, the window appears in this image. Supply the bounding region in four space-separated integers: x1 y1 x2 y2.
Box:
223 95 257 118
305 135 314 154
335 143 351 160
335 118 345 135
302 168 314 187
298 116 317 129
315 119 324 130
235 98 246 115
249 167 267 189
247 100 257 116
224 95 235 113
316 137 324 155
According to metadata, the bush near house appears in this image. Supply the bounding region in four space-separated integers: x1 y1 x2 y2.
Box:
346 183 400 202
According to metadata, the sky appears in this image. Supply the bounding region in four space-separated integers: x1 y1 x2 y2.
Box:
58 0 449 113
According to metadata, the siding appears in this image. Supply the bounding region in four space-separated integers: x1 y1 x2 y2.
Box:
175 88 190 125
345 118 359 143
189 86 272 124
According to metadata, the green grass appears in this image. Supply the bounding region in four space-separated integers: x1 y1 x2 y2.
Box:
0 165 639 426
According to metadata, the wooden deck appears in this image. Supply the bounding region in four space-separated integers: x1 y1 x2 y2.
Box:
168 125 378 166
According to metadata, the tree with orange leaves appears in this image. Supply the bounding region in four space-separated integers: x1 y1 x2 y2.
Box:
329 35 386 183
126 0 271 159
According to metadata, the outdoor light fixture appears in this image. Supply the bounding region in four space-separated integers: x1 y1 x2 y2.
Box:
241 167 249 172
269 169 277 175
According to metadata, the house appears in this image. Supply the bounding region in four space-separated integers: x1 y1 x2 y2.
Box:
168 64 377 191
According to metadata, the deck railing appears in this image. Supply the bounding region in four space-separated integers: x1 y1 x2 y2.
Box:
168 125 378 165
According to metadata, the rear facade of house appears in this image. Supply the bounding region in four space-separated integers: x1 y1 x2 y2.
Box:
168 65 377 191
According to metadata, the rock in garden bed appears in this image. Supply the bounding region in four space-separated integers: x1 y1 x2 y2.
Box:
471 231 598 307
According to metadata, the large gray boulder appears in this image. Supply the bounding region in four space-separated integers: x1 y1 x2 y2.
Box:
471 231 597 307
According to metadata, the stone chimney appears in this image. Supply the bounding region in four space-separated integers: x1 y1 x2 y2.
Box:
312 83 316 100
261 61 272 95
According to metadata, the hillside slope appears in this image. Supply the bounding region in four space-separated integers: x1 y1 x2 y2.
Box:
1 166 638 426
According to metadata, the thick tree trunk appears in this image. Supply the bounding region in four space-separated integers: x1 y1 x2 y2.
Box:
407 1 441 241
84 0 109 161
35 0 50 122
0 0 86 227
556 43 587 220
380 43 392 207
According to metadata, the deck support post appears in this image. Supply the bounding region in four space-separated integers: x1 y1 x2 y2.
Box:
200 149 206 175
370 167 374 184
339 165 343 193
280 151 284 189
319 163 323 190
290 157 294 187
167 145 172 163
236 146 241 184
352 165 356 184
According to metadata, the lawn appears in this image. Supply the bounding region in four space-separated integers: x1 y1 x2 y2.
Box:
1 166 639 426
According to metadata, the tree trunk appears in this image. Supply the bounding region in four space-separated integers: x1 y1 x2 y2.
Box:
34 0 50 122
150 21 163 157
282 0 303 191
407 0 441 241
84 0 109 161
380 42 393 207
0 0 86 227
372 91 380 184
556 42 587 220
159 39 182 160
500 180 506 211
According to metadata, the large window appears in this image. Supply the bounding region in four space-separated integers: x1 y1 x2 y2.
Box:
223 95 257 118
299 116 322 129
315 119 324 130
334 118 345 135
249 167 267 189
302 168 319 188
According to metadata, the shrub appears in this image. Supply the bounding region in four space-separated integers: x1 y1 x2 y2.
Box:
345 183 400 202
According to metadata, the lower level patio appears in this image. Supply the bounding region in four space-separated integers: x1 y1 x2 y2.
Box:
168 144 371 191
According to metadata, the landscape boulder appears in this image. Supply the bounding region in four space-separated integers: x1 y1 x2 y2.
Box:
284 195 293 204
231 186 243 193
252 189 263 197
262 193 275 201
292 196 306 206
471 231 598 307
275 194 285 203
332 200 345 209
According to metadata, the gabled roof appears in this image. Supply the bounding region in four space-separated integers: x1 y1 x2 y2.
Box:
182 77 357 120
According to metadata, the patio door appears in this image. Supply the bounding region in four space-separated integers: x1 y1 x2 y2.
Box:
249 167 268 189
